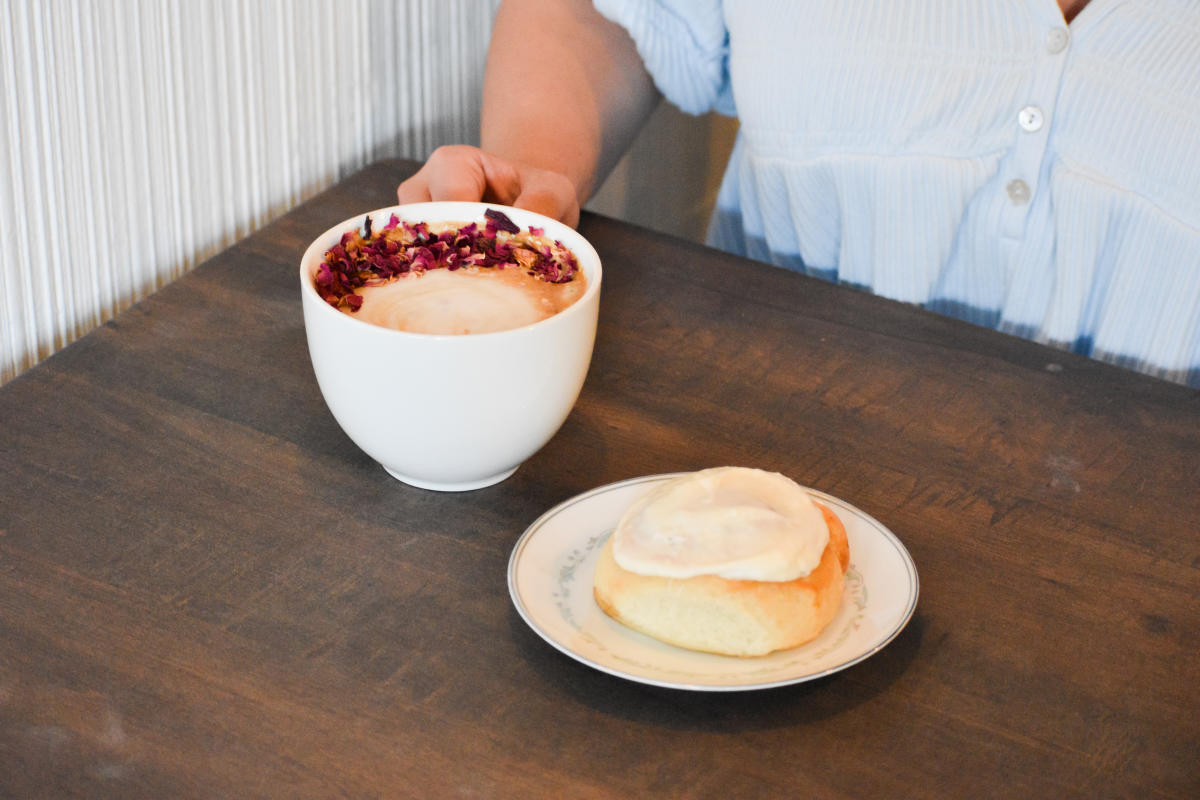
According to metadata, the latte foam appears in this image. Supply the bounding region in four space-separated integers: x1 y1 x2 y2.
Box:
347 265 586 335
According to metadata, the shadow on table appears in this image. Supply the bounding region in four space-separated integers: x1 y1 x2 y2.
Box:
507 606 926 733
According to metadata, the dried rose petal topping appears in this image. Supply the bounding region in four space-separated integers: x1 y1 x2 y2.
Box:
484 208 521 235
318 209 580 311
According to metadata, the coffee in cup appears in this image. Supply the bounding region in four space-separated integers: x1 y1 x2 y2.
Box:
316 210 587 335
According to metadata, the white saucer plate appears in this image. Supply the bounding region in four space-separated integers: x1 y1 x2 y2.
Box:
508 474 919 691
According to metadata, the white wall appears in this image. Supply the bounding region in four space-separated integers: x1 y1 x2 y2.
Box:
0 0 499 384
0 0 731 385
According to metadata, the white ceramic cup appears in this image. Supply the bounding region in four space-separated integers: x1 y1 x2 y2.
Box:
299 202 601 491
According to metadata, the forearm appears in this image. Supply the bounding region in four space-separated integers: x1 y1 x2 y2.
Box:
481 0 661 204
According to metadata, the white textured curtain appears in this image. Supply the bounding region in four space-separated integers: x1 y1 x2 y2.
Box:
0 0 500 384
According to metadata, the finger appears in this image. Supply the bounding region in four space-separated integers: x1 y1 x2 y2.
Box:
514 176 580 227
397 146 487 204
476 152 523 206
426 163 487 202
414 145 484 201
396 174 432 205
514 191 578 227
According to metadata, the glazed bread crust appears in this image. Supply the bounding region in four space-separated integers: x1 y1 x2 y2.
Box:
593 504 850 657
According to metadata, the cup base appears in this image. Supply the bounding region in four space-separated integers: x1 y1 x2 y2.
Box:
382 465 519 492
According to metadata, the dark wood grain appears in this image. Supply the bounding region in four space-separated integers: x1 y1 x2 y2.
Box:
1 159 1197 799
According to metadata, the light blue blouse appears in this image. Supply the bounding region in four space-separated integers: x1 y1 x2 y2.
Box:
594 0 1200 386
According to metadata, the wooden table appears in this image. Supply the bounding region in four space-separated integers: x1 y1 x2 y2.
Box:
2 159 1197 798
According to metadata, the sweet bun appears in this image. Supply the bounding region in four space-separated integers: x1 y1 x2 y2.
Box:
593 500 849 658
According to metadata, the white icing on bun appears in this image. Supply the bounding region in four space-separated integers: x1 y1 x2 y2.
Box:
611 467 829 582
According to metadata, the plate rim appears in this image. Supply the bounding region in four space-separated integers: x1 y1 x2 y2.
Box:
507 473 919 691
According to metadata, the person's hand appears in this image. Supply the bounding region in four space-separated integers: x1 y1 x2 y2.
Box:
397 145 581 227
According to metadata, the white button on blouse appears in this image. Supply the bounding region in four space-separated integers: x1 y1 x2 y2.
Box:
1045 27 1070 54
1006 179 1031 205
1018 105 1045 132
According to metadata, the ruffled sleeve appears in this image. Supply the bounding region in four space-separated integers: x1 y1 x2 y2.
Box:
593 0 735 115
